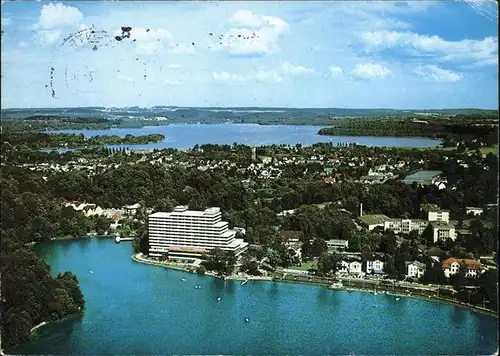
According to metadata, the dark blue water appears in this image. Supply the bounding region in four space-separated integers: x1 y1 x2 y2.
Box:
46 124 441 150
18 238 498 355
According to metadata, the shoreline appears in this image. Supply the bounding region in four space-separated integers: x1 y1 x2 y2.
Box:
30 321 47 335
29 311 83 337
132 253 498 319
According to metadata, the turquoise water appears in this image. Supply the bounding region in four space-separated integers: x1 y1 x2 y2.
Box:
46 124 442 150
17 238 498 355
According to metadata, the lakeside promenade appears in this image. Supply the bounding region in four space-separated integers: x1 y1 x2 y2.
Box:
132 253 497 318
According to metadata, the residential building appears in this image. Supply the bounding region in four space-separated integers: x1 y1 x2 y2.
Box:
359 174 394 185
326 239 349 251
63 201 103 217
348 261 363 275
338 260 349 274
358 214 391 231
383 218 428 235
430 256 441 267
403 170 442 186
429 221 457 243
421 203 450 223
365 259 385 274
466 207 483 216
405 261 426 278
123 203 141 216
148 206 248 259
442 257 484 278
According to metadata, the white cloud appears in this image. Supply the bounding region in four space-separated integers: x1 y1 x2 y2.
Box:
1 17 11 27
33 3 84 45
414 65 463 82
171 43 195 54
39 29 63 45
352 63 392 79
212 71 248 84
255 70 283 83
230 10 263 28
113 27 172 54
221 10 289 55
117 75 134 82
212 69 283 84
164 78 181 85
281 62 314 75
38 3 83 30
212 62 311 85
112 27 194 55
328 65 343 77
359 30 498 66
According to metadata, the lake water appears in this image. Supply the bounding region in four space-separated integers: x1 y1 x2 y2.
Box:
46 124 441 150
17 238 498 355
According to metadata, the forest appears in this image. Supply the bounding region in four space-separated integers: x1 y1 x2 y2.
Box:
2 130 165 149
1 128 498 350
318 114 498 148
1 231 85 351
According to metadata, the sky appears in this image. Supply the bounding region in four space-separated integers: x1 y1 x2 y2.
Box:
1 1 498 109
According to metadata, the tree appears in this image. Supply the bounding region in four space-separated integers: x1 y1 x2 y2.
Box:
379 232 397 255
395 241 411 276
420 265 446 284
202 248 236 277
450 265 467 290
478 269 498 311
422 224 434 245
361 244 372 262
311 238 328 258
317 252 339 276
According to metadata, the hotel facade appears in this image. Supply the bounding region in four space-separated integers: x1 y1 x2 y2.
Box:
148 206 248 259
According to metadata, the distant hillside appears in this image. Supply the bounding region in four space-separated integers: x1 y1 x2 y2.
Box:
2 107 497 132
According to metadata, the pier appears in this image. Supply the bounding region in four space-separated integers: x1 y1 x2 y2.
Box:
115 236 134 243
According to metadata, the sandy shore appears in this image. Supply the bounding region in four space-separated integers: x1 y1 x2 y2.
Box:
30 321 47 334
132 253 497 318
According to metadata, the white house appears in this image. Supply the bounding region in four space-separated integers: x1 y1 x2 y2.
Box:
384 219 428 235
326 239 349 251
430 221 457 243
421 203 450 223
359 214 391 231
442 257 484 278
366 259 385 274
348 261 363 275
123 203 141 216
405 261 426 279
338 260 349 274
466 207 483 216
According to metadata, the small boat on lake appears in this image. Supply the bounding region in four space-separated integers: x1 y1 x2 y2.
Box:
217 296 222 301
329 282 343 290
396 297 400 301
181 278 186 282
89 271 94 274
241 279 248 285
244 317 250 322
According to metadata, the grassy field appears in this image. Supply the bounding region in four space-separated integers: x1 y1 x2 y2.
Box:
480 144 498 157
292 260 317 271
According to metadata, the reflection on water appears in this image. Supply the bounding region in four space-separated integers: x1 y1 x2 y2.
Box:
46 124 442 150
20 239 498 355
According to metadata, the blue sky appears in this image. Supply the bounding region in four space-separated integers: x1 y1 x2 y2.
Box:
1 1 498 109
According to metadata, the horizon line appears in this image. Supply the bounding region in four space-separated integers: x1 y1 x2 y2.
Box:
2 105 498 111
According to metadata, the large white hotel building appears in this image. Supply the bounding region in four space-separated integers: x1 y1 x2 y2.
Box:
148 206 248 259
